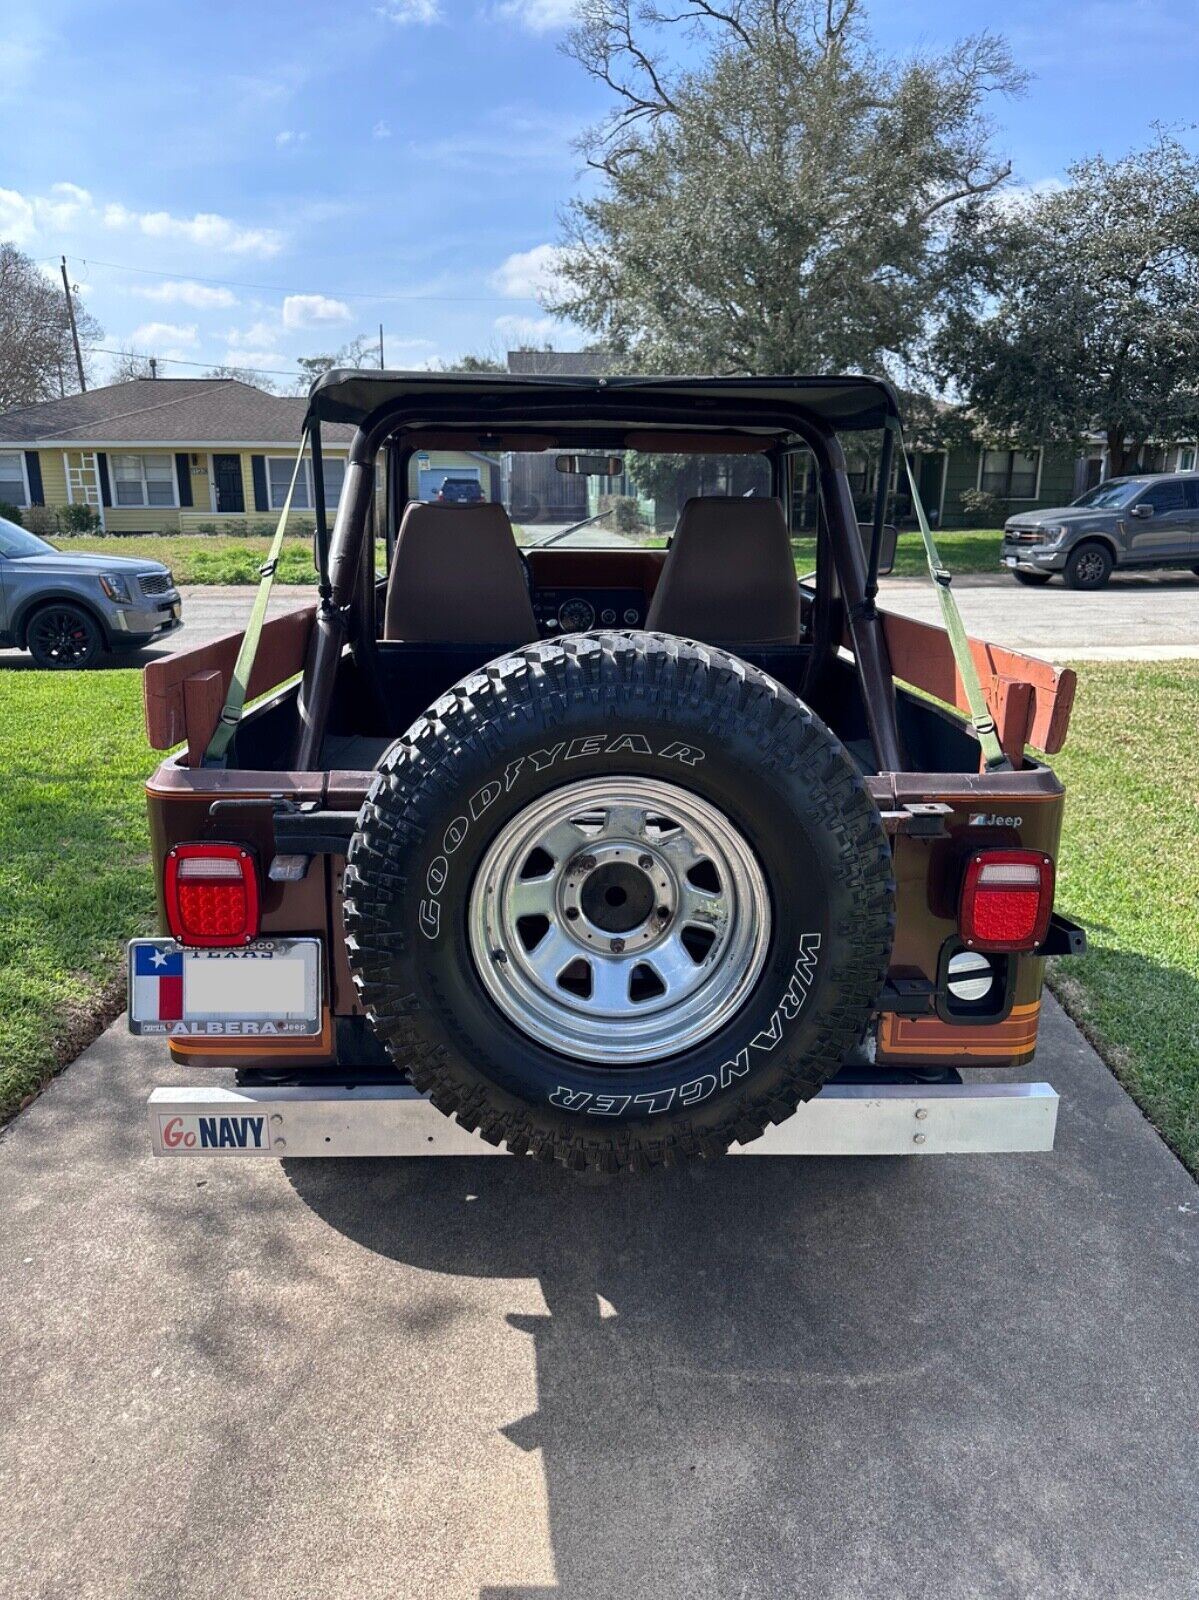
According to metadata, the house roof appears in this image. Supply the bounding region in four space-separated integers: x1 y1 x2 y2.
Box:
0 378 356 447
306 369 902 434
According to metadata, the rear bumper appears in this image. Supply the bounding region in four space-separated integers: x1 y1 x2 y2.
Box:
148 1078 1059 1158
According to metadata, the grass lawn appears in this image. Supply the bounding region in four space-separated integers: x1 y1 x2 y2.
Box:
53 527 1006 584
792 527 1002 577
1 655 1193 1175
1047 660 1199 1175
0 673 155 1123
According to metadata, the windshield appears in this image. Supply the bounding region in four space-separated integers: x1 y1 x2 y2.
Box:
408 448 774 547
0 517 55 558
1073 480 1143 509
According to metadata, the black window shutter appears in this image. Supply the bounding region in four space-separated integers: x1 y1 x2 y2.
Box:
96 452 112 507
24 451 44 506
175 453 193 508
251 454 269 512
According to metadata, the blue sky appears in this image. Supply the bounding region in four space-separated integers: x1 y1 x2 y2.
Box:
1 0 1196 389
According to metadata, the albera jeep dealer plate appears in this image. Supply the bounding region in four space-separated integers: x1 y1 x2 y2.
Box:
128 939 322 1037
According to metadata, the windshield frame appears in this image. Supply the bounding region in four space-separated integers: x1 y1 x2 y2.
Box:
0 516 56 559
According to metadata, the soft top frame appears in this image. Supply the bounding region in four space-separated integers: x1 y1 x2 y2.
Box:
304 369 903 438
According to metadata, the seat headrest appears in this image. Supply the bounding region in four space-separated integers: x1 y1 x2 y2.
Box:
383 501 537 644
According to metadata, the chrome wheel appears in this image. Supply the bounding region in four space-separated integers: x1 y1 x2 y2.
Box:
468 777 772 1063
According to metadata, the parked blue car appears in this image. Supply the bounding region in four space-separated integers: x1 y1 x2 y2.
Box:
0 516 182 668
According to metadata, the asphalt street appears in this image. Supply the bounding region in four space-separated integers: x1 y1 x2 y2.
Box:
0 997 1195 1599
2 569 1198 670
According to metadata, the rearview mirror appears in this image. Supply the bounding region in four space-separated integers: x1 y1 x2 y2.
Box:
858 521 899 577
556 453 624 477
1129 503 1153 519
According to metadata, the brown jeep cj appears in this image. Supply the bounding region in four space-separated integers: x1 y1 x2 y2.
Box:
132 372 1084 1170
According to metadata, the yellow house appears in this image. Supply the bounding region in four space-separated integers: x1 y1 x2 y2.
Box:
0 377 359 534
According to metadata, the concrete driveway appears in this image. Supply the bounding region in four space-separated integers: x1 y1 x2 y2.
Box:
0 998 1195 1599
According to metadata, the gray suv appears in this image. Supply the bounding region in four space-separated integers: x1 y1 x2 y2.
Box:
1002 473 1199 590
0 516 182 667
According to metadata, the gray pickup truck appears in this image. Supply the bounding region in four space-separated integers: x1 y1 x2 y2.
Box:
1002 473 1199 589
0 516 182 667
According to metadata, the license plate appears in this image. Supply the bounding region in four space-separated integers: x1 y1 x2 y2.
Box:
1003 555 1018 567
128 938 322 1037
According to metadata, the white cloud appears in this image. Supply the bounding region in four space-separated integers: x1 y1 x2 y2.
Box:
491 242 569 301
372 120 392 139
494 0 577 32
0 187 36 243
219 348 289 373
103 203 283 257
130 321 200 348
377 0 440 22
282 293 351 329
494 313 562 346
0 181 93 242
135 280 238 309
275 129 308 148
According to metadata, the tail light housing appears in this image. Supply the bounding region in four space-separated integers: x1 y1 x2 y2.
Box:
959 850 1054 953
164 843 260 947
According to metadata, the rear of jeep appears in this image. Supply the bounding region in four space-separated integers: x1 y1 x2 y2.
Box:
133 372 1082 1170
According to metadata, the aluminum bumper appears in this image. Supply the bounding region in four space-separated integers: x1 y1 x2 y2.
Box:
148 1080 1059 1159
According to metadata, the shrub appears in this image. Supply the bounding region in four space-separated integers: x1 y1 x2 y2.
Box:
191 521 219 535
22 505 57 536
958 487 1004 527
58 502 103 534
606 495 643 534
0 502 23 526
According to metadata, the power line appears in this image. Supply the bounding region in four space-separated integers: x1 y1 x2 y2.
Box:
60 253 542 305
84 345 303 379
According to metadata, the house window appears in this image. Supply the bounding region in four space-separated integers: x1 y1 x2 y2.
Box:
112 453 176 508
0 452 28 507
267 456 345 512
1179 446 1196 472
980 448 1041 500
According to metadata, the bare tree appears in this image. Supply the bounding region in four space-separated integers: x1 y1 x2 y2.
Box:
203 364 279 392
552 0 1025 375
108 347 156 384
0 243 103 411
293 333 377 393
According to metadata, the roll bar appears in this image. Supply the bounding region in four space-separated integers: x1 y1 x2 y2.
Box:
291 398 905 773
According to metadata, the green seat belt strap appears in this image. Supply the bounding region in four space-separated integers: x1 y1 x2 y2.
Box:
204 430 308 766
886 417 1010 772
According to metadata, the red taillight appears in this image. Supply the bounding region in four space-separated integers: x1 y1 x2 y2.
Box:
164 844 260 947
959 850 1054 952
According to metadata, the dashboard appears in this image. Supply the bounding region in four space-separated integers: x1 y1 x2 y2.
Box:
525 547 664 638
533 586 647 634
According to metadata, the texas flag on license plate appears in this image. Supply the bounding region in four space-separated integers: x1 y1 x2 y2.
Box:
133 945 184 1022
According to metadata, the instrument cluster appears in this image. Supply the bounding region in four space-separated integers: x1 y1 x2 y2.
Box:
533 587 647 635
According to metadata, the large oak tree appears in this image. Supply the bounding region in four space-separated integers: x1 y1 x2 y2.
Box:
933 132 1199 476
0 243 102 411
550 0 1025 376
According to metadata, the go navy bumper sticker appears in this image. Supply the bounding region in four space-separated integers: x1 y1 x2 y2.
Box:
133 943 183 1023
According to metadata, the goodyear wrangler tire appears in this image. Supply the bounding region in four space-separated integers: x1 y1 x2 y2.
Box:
344 633 894 1172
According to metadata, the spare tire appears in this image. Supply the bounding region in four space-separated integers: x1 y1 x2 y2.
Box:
344 633 894 1171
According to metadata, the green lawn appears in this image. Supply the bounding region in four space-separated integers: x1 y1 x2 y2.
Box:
0 673 156 1122
792 527 1002 577
1 657 1194 1175
1047 661 1199 1174
53 527 1005 584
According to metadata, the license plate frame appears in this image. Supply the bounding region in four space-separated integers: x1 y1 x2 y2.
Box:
128 938 322 1037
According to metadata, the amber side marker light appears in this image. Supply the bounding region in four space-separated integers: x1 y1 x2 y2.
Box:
164 843 260 947
959 850 1054 953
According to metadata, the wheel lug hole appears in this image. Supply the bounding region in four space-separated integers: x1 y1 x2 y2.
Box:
638 854 654 870
565 906 579 920
610 937 625 953
657 905 670 920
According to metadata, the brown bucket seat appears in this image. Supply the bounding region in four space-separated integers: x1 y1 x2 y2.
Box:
384 501 538 644
645 495 802 646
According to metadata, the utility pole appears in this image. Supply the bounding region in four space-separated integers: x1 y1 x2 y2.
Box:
149 357 158 380
60 256 87 392
378 324 385 369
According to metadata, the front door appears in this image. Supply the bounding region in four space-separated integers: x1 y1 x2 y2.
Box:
212 454 245 514
1127 478 1194 562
